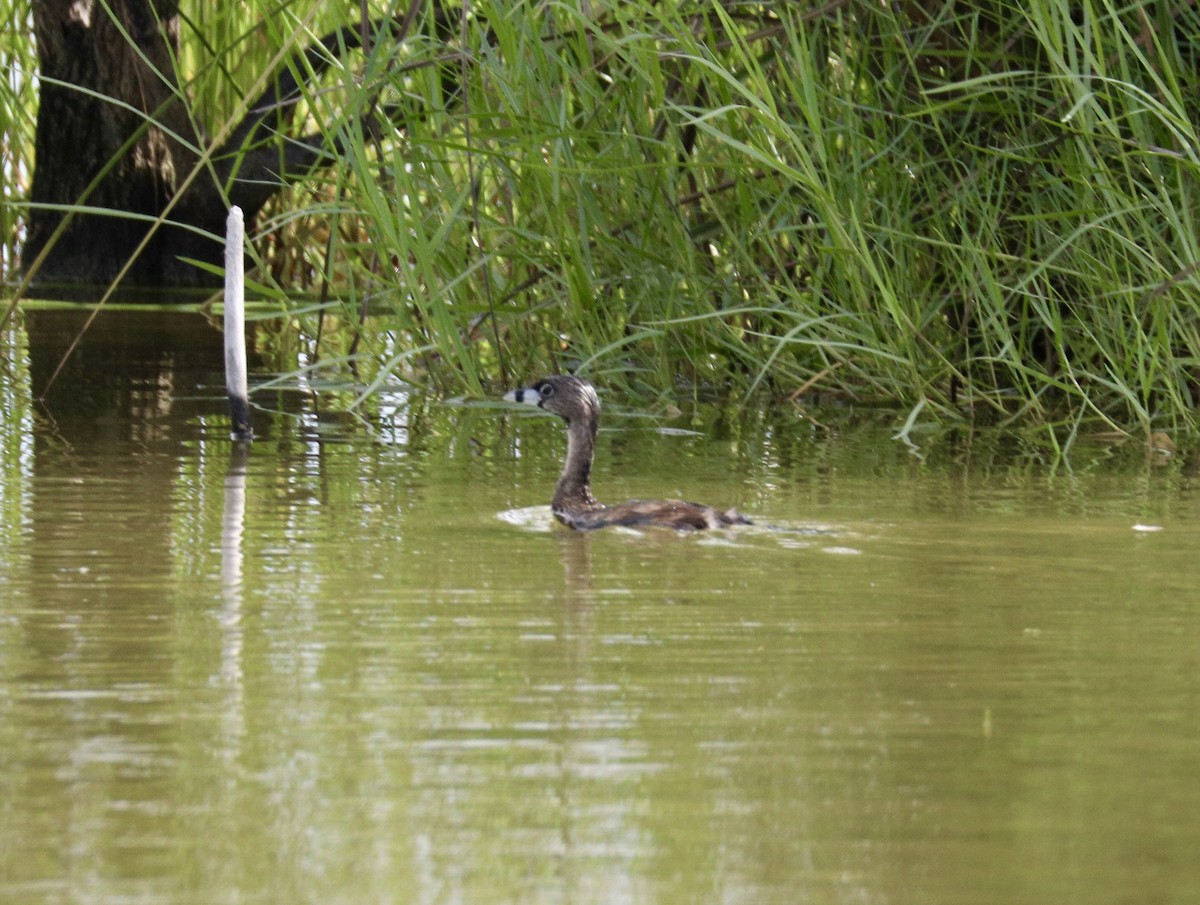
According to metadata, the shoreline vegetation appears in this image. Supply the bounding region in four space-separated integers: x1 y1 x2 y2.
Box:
3 2 1200 436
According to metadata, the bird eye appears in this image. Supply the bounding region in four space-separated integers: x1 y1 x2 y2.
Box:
539 383 554 398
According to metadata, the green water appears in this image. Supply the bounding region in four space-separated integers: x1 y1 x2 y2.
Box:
1 311 1198 903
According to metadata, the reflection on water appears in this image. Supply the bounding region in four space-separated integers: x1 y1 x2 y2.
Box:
1 309 1199 904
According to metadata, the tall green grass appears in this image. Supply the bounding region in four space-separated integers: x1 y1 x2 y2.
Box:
4 0 1200 432
0 0 36 282
319 1 1200 432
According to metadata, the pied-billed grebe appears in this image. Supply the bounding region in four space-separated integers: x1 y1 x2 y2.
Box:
505 375 751 531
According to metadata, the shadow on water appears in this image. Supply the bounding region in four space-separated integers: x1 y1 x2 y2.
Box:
18 309 258 643
10 309 256 720
24 307 243 437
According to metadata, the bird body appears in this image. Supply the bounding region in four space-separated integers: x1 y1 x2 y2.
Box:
505 375 750 531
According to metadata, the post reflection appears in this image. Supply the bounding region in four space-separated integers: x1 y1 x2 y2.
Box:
219 443 249 689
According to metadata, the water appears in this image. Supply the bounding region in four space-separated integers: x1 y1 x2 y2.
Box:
2 309 1198 904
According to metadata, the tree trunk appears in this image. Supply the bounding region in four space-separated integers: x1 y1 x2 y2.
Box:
26 0 226 287
22 1 454 291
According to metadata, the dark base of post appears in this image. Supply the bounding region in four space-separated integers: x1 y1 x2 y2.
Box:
229 394 254 441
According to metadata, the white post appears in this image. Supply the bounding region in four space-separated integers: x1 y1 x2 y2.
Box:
224 206 253 440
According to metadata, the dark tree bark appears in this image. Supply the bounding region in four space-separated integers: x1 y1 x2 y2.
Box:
23 0 431 290
27 0 216 286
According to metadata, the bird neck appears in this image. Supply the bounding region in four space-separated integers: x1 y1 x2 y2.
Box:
554 412 598 508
